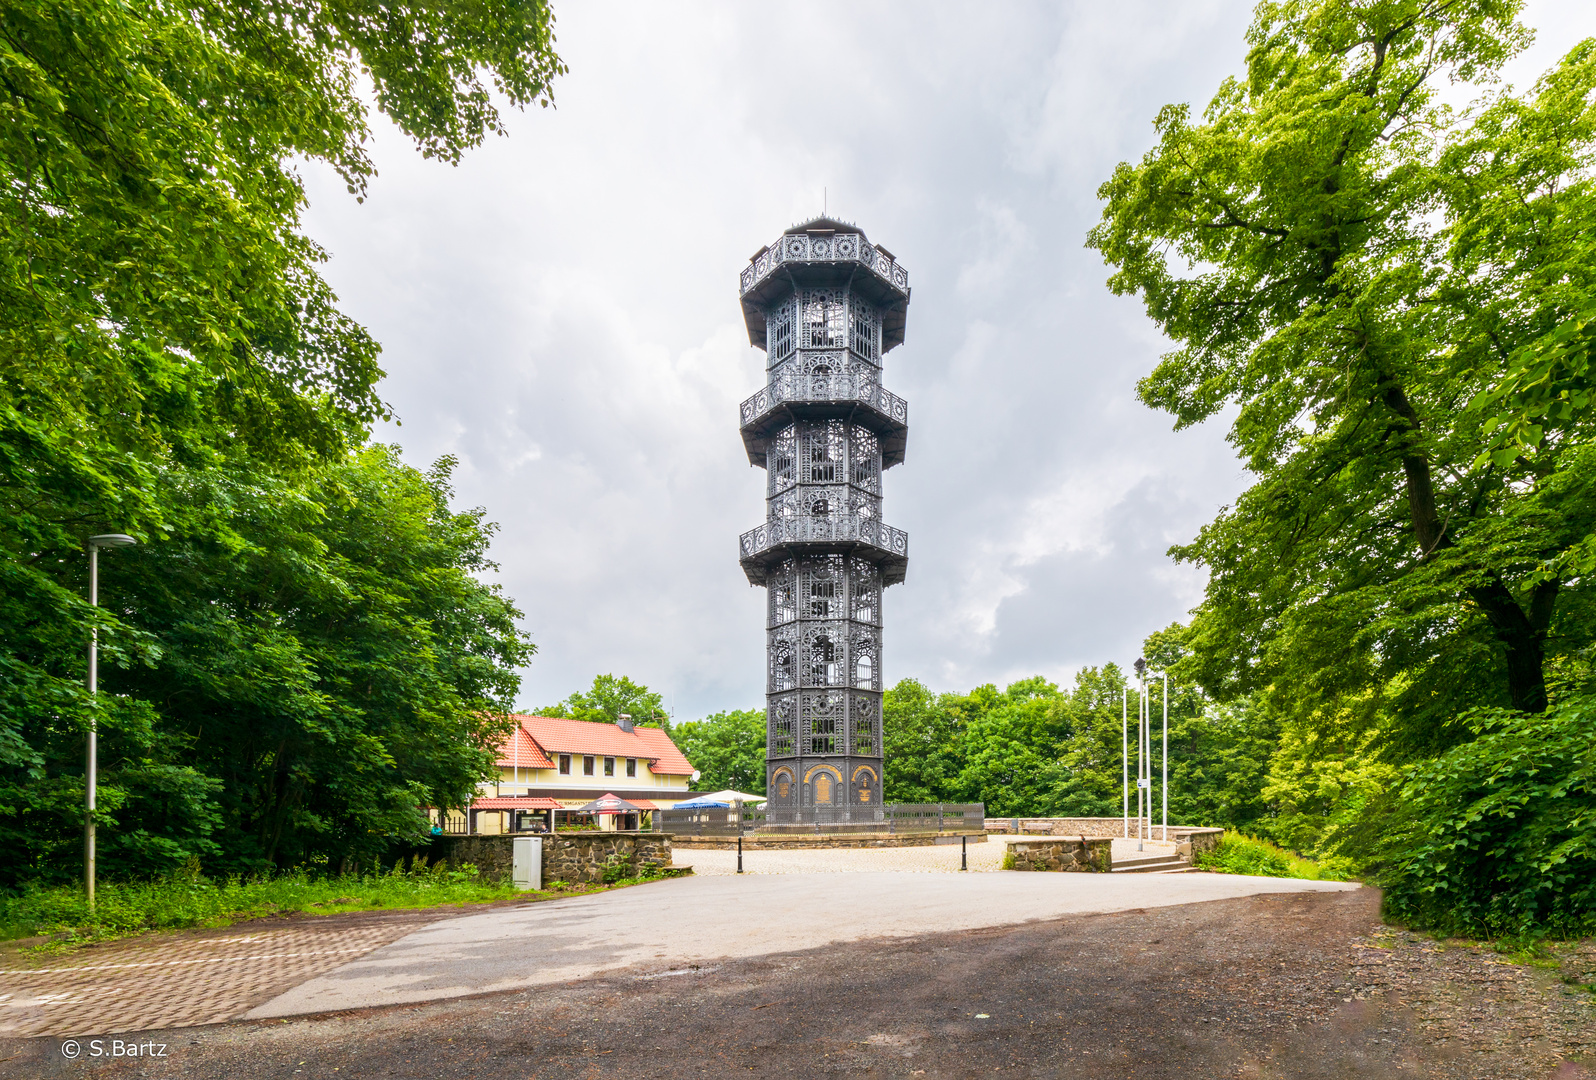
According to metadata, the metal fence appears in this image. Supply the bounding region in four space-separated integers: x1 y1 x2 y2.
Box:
657 802 983 836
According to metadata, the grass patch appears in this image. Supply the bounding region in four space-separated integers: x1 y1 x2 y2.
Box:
0 856 516 947
1193 833 1352 881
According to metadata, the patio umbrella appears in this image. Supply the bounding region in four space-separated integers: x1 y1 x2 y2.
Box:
704 789 766 804
671 797 731 809
572 793 645 815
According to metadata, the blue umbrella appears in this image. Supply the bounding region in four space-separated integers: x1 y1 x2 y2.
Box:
672 798 731 809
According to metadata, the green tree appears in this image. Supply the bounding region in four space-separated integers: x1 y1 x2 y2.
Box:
672 709 765 795
537 675 669 729
955 681 1061 816
1088 0 1596 737
1047 664 1134 817
882 678 967 804
1 0 562 884
2 448 531 884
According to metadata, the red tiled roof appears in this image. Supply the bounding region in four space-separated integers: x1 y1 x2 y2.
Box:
472 796 563 810
514 714 696 776
493 723 555 769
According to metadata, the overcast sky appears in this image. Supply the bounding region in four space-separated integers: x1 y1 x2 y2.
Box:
299 1 1594 721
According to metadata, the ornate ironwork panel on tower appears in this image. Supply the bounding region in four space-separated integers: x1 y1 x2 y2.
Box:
737 218 911 811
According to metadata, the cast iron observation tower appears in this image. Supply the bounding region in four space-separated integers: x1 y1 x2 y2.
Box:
736 218 911 813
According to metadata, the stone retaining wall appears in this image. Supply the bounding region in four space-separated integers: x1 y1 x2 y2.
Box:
1005 837 1112 873
985 817 1223 854
435 832 675 885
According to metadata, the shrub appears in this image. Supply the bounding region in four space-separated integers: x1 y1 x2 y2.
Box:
1194 833 1349 880
1380 698 1596 938
0 857 515 942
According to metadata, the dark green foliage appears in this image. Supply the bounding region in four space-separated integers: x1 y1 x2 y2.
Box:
1089 0 1596 739
1164 701 1280 834
1 448 530 887
880 665 1267 823
1087 0 1596 934
882 679 967 804
1380 698 1596 937
0 0 558 889
673 709 765 795
536 675 669 729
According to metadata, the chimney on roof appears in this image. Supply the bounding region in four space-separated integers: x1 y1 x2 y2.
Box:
617 713 635 733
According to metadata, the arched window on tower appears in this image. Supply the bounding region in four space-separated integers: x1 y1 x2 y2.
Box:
802 290 846 348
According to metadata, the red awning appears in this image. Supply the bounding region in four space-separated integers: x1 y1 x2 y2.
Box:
471 797 563 810
625 799 660 811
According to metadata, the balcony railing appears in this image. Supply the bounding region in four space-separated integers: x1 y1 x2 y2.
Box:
740 516 909 560
739 372 909 428
740 232 910 297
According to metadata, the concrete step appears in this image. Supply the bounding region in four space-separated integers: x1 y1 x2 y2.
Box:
1110 856 1189 873
1111 852 1181 867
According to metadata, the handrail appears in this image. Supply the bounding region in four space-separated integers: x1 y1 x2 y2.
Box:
739 372 909 427
741 232 909 297
740 517 909 559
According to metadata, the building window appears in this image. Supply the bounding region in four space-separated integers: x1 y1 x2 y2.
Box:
604 756 615 776
626 758 637 777
559 754 571 775
584 755 595 776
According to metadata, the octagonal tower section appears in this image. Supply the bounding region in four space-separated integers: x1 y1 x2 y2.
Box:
736 217 911 814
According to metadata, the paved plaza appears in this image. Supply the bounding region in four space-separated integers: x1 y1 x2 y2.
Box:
674 835 1178 874
0 846 1353 1040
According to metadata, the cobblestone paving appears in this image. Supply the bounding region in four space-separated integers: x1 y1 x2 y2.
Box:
674 836 1179 875
0 910 450 1038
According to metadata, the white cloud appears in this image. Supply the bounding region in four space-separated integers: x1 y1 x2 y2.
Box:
297 0 1596 717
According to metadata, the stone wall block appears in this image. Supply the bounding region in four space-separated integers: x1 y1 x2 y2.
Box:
1006 837 1111 873
437 833 675 885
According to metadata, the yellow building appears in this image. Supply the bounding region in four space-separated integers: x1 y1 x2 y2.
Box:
448 714 698 834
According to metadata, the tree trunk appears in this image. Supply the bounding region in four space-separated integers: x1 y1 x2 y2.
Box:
1385 384 1552 713
1467 579 1549 713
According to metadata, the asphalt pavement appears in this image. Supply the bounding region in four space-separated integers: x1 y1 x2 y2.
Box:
247 869 1357 1019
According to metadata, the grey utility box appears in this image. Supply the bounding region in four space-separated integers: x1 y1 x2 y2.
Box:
512 836 542 891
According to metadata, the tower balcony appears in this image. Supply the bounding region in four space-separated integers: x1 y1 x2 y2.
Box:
739 372 909 468
740 227 910 352
740 231 909 301
739 517 909 587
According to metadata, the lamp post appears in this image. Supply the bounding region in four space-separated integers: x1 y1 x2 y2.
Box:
1121 686 1128 840
1133 657 1147 851
1162 672 1169 842
86 533 137 906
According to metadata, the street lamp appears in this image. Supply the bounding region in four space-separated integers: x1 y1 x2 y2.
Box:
86 533 137 905
1134 657 1147 851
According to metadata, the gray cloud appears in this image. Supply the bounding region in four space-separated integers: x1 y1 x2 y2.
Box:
298 0 1593 717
